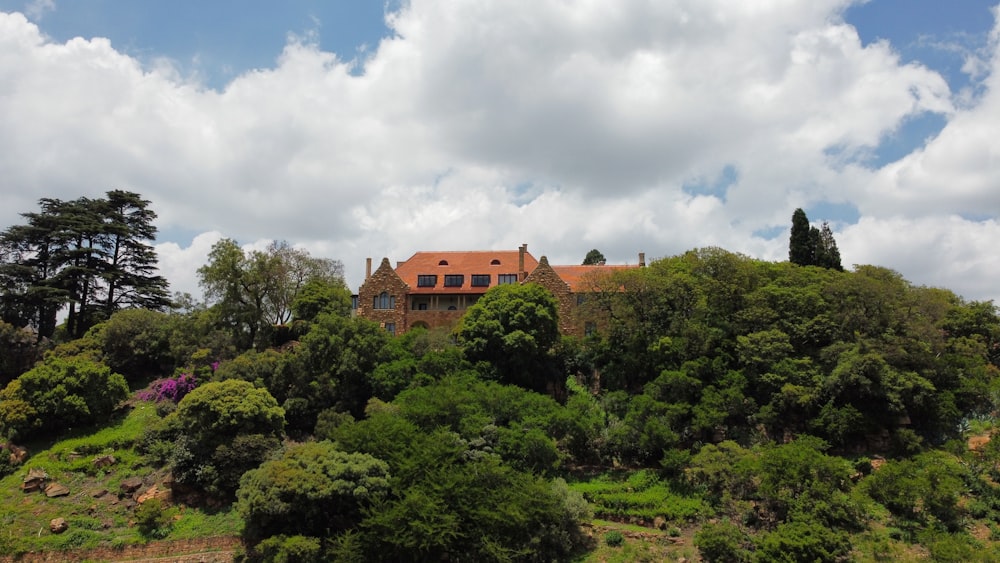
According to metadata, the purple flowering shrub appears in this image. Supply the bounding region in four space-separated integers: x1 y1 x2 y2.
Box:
136 372 198 403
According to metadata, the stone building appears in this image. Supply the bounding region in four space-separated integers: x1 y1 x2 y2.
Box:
355 245 644 336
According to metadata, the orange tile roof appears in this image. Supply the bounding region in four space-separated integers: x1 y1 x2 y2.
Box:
395 250 539 294
550 264 638 292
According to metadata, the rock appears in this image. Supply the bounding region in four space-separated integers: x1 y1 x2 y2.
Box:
92 488 108 498
653 516 667 530
49 518 68 534
137 484 172 504
6 443 27 464
93 454 116 468
21 467 48 493
44 482 70 497
120 476 143 495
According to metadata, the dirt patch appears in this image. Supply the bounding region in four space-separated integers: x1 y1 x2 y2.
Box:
969 432 991 452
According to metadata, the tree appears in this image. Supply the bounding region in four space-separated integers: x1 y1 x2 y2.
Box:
0 356 129 440
163 379 285 496
582 249 606 265
236 441 391 544
788 209 842 270
98 190 171 316
789 208 812 266
0 192 170 339
455 283 560 390
198 239 345 349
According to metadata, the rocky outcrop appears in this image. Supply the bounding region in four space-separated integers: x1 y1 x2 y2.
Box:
21 467 47 493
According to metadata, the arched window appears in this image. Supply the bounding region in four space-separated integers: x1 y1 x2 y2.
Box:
438 260 449 266
490 259 501 265
373 291 395 310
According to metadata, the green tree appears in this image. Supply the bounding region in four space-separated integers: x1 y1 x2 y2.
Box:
582 248 606 265
163 379 285 496
0 356 128 440
815 221 843 271
198 238 344 349
0 192 170 339
789 208 813 266
455 283 560 390
237 441 391 544
98 190 171 317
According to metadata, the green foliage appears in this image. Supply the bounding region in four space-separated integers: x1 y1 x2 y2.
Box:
256 535 323 563
237 441 391 544
694 520 752 563
1 355 128 440
198 239 344 350
96 308 174 381
164 379 284 496
583 249 607 266
456 282 560 390
860 450 967 530
134 498 175 539
604 530 624 547
753 519 851 563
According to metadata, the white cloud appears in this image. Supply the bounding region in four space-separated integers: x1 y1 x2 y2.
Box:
24 0 54 21
2 2 1000 305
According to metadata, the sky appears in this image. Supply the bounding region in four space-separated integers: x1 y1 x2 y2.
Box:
1 0 999 305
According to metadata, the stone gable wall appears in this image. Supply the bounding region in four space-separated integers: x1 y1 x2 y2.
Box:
523 258 578 336
357 258 409 332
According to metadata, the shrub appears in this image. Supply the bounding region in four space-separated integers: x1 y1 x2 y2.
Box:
604 530 624 547
135 498 174 539
694 520 752 563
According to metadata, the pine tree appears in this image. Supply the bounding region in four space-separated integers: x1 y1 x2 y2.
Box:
789 208 813 266
816 221 843 271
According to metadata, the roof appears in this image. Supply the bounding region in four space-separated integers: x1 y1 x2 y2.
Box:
394 250 539 294
550 264 637 292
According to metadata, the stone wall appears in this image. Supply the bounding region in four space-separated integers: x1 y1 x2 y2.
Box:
356 258 409 333
523 257 578 336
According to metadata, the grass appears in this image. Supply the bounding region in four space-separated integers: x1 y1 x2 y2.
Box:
0 402 242 556
569 469 712 524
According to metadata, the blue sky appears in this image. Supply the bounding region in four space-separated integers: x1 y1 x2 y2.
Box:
2 0 1000 303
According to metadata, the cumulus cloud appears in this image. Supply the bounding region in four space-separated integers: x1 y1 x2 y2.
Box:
2 2 1000 303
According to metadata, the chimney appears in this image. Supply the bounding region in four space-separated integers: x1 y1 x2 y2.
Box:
365 257 372 279
518 244 527 281
639 252 646 267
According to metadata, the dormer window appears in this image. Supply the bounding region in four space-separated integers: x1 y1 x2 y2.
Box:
417 275 437 287
444 275 464 287
490 259 501 265
471 274 490 287
438 260 449 266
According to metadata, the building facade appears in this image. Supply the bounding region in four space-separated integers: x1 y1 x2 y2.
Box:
355 245 644 336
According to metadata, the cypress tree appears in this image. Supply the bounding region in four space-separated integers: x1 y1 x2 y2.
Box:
789 208 812 266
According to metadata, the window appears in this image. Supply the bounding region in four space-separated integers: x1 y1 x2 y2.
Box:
576 294 587 305
471 274 490 287
498 273 518 285
417 275 437 287
438 260 449 266
351 295 359 309
385 322 396 336
444 275 464 287
585 322 597 337
373 291 395 310
490 259 501 265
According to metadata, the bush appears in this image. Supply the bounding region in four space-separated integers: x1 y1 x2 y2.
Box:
695 520 751 563
134 498 174 539
256 535 323 563
1 356 128 440
604 530 624 547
